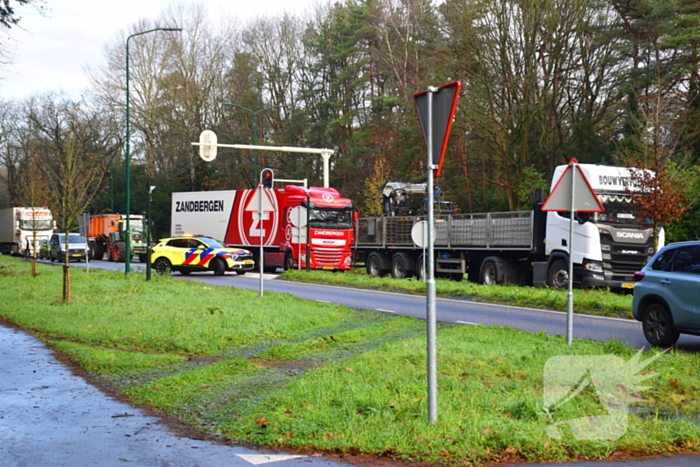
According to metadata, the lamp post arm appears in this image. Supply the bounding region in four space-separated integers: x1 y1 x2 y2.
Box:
124 26 182 277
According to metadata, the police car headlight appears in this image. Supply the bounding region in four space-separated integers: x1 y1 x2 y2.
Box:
229 254 238 261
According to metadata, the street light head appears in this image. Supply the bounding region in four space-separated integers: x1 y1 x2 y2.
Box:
198 130 218 162
161 27 183 32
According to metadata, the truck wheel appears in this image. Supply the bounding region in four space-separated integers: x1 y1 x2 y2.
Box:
415 255 426 281
547 259 569 290
284 252 295 271
366 253 389 277
93 244 104 260
480 259 501 285
139 254 147 263
153 257 172 275
391 253 415 279
642 303 680 347
211 258 227 276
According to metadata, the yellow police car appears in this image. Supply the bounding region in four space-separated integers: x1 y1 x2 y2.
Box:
150 236 255 276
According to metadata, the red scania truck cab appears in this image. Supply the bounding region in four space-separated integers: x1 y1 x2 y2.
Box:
172 185 354 272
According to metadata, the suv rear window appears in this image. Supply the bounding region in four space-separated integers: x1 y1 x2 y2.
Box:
651 245 700 274
670 246 700 274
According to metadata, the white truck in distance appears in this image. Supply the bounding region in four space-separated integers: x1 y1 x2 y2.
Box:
0 207 54 256
352 164 661 290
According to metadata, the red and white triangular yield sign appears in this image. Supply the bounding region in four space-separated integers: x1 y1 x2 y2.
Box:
542 159 604 213
414 81 461 178
245 187 276 212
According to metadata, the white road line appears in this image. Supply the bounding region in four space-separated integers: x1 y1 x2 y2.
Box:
456 320 479 326
376 309 397 313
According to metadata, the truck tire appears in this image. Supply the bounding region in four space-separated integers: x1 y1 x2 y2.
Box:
414 255 426 281
284 252 294 271
111 242 126 262
92 244 104 260
138 254 147 263
366 252 389 277
391 253 415 279
480 258 501 285
211 258 227 276
153 257 172 275
547 259 569 290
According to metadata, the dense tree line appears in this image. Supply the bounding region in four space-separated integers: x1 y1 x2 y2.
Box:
1 0 699 241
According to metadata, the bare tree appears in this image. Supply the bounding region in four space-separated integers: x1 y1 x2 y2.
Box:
39 138 104 302
13 153 49 277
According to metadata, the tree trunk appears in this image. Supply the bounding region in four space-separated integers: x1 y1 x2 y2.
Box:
62 265 71 303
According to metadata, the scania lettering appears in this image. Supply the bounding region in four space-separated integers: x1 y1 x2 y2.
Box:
617 231 645 239
172 185 354 272
353 164 660 290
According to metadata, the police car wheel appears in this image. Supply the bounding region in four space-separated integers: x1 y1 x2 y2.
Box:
211 258 227 276
153 257 172 275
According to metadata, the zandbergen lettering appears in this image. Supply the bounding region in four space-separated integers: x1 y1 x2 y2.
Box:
175 200 224 213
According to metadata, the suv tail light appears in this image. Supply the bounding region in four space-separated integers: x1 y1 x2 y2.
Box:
633 271 646 282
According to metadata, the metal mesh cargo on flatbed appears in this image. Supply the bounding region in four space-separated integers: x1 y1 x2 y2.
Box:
355 211 533 250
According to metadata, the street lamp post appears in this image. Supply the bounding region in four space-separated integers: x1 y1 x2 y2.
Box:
219 101 284 179
146 184 155 281
125 27 181 276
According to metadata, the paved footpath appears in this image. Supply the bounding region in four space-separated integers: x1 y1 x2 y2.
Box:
0 322 344 467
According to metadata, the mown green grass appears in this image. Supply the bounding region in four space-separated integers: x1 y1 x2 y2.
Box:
1 256 698 466
281 268 634 317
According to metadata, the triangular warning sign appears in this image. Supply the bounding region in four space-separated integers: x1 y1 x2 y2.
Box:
542 159 604 212
414 81 461 178
245 187 276 212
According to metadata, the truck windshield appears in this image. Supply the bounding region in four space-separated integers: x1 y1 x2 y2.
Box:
591 194 641 225
309 207 353 230
19 219 52 230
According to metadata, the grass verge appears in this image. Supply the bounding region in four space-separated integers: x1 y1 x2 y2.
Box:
0 256 698 466
280 268 634 317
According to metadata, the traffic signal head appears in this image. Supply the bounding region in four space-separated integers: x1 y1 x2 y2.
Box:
261 168 274 189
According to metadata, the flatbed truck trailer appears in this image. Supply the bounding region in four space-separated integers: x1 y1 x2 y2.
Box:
353 164 660 289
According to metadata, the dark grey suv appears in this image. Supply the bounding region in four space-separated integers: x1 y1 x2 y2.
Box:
632 241 700 346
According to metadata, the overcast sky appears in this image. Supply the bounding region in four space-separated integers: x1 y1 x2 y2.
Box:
0 0 317 100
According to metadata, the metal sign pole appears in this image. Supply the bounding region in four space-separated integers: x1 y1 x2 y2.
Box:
298 207 303 270
259 183 264 297
567 161 575 346
426 86 438 424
